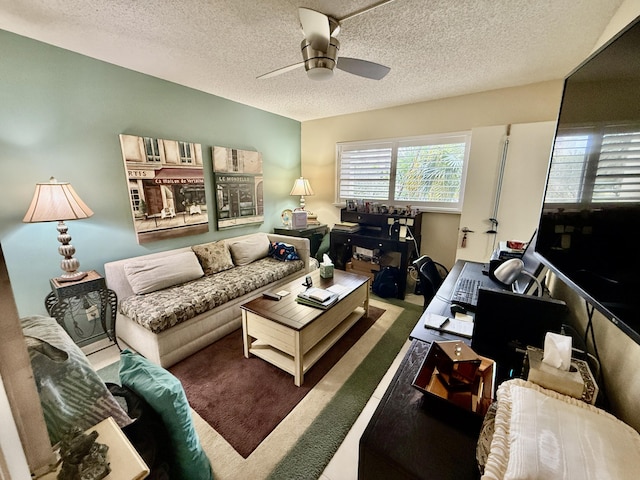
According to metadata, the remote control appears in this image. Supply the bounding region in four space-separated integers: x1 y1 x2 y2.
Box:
263 292 281 301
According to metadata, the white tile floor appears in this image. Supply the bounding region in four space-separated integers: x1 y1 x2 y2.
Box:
87 293 423 480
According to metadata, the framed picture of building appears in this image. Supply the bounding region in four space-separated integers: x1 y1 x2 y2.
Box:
119 134 209 244
212 146 264 230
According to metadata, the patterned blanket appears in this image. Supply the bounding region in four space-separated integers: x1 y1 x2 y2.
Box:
120 257 304 333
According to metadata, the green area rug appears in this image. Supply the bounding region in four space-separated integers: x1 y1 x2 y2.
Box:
268 296 421 479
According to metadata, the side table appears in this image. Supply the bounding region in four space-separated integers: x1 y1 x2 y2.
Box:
45 270 120 350
274 224 328 258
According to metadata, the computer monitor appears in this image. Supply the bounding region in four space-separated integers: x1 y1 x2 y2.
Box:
512 231 548 296
471 287 569 385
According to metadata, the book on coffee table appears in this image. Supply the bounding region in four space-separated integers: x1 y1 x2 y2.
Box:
296 287 339 309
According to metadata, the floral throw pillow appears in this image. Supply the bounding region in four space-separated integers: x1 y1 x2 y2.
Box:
192 241 234 275
269 241 300 261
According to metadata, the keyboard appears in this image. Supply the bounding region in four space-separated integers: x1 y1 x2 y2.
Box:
451 276 481 309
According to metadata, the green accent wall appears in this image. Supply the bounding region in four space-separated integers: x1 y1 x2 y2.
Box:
0 30 301 316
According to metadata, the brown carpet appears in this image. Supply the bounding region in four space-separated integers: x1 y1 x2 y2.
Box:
168 305 384 458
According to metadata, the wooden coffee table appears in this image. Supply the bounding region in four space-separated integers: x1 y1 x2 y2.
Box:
240 269 370 386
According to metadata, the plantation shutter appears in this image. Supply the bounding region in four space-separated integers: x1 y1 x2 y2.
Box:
338 143 393 200
595 129 640 203
548 128 640 204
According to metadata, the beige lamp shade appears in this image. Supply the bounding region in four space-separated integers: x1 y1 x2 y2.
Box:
23 177 93 282
23 177 94 222
289 177 314 210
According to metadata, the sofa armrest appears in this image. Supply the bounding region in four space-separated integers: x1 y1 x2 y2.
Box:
267 234 311 272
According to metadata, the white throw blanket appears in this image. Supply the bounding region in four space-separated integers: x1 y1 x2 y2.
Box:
483 379 640 480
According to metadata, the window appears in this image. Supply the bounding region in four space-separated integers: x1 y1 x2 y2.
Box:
143 137 161 163
179 141 193 164
336 132 471 212
547 125 640 205
130 187 142 213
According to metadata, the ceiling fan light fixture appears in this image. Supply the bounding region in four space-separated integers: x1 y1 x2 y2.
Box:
306 66 334 81
301 37 339 80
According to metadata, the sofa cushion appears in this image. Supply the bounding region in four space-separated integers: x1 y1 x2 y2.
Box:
192 241 234 275
124 251 204 294
120 257 304 333
119 350 212 480
227 232 270 266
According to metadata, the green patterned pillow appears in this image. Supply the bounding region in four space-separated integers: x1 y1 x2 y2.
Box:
192 240 234 275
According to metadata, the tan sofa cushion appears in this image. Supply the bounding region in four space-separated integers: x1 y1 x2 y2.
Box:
227 232 270 266
124 251 204 294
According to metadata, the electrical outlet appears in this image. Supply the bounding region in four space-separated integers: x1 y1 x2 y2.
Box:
85 305 99 321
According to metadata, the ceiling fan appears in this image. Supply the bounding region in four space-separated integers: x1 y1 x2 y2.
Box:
257 2 395 81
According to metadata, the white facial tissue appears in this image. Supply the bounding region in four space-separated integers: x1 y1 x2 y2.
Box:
542 332 572 371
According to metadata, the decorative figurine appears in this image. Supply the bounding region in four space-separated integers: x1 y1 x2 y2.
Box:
57 427 110 480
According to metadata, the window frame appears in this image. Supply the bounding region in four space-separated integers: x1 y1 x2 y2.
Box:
335 132 471 213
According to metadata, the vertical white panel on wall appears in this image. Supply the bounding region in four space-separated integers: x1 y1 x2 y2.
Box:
456 125 507 262
456 121 556 263
497 121 556 241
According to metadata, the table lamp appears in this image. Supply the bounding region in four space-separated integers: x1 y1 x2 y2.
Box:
493 258 543 297
23 177 94 282
289 177 314 210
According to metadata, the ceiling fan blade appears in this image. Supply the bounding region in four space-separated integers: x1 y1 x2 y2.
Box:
337 57 390 80
299 7 330 51
257 61 304 79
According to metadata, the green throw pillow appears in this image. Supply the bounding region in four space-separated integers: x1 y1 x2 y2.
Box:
119 350 213 480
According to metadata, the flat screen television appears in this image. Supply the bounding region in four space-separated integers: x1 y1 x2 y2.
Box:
535 15 640 344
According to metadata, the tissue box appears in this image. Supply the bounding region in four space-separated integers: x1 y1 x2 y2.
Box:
526 347 589 400
320 263 334 278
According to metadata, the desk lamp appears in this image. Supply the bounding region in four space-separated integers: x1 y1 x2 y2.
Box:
494 258 543 297
23 177 94 282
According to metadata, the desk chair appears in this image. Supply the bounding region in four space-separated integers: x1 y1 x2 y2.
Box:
413 255 449 310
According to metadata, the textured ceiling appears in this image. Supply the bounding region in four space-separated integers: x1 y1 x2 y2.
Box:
0 0 626 121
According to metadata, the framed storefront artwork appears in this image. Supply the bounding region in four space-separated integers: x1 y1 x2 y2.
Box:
212 146 264 230
119 134 209 243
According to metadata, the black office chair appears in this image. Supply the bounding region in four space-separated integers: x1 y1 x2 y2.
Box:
413 255 449 310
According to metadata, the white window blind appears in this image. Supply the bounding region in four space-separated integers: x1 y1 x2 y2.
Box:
337 132 470 212
338 142 392 201
547 127 640 204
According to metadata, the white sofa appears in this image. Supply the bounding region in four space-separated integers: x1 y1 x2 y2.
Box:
104 232 311 367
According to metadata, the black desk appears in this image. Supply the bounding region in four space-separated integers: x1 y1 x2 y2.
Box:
359 260 487 479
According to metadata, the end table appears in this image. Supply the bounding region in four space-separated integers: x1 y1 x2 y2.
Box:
274 224 328 258
45 270 120 350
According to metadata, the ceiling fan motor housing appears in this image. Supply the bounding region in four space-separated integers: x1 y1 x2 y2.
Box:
301 37 340 80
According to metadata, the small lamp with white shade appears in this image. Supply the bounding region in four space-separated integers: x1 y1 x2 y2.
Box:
289 177 314 210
